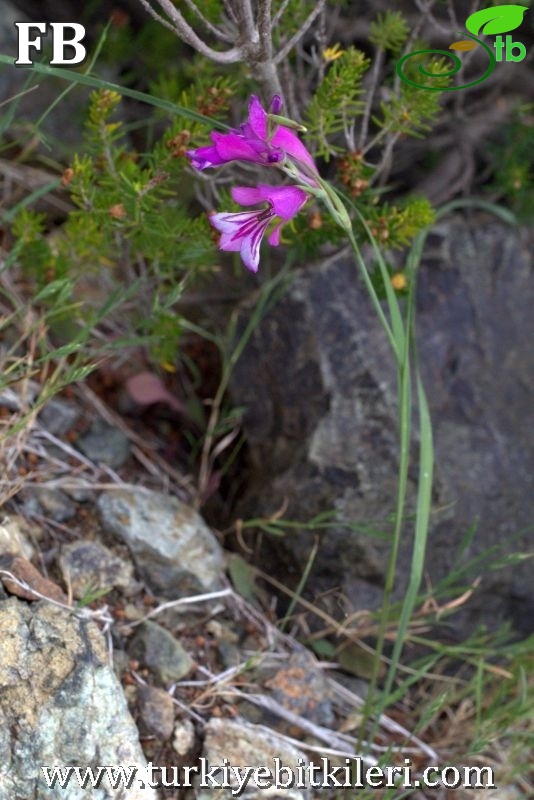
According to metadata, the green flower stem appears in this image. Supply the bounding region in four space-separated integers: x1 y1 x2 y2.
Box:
316 176 353 233
346 225 412 749
345 227 399 360
318 182 433 753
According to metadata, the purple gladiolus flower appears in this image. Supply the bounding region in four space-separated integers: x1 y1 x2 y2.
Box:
210 184 309 273
188 95 317 175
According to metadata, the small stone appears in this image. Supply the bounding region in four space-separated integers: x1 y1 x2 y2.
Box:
199 717 309 800
97 488 225 597
123 602 145 622
77 421 131 468
217 639 241 669
127 621 194 684
172 718 196 756
137 685 175 739
123 683 137 705
58 540 134 600
483 789 523 800
112 648 130 680
28 487 76 522
263 650 334 728
63 485 94 503
38 397 79 435
0 515 36 560
206 620 241 668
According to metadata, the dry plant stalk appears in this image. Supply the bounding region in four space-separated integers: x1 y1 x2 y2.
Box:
137 0 326 101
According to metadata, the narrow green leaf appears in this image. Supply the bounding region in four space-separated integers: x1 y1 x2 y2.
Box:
1 180 61 223
0 54 230 129
34 278 73 302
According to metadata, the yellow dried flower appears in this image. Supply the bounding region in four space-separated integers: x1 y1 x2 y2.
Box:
323 43 344 63
391 272 408 291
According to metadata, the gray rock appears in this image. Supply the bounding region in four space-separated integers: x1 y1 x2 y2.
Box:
58 540 134 600
97 488 225 597
31 487 77 522
262 650 334 728
77 421 131 469
63 485 94 503
38 397 79 436
230 220 534 636
127 620 194 684
172 718 196 756
198 717 310 800
137 685 175 740
0 597 156 800
210 619 240 669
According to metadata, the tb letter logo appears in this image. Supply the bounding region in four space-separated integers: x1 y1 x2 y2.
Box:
14 22 87 66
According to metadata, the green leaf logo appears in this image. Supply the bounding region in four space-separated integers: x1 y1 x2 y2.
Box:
466 4 528 36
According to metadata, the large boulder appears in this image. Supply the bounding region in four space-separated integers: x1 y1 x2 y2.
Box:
230 219 534 636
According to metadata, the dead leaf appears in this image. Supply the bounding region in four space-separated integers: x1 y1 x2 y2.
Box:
125 371 185 413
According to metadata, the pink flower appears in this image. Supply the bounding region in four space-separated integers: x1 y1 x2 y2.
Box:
188 95 316 174
210 184 309 273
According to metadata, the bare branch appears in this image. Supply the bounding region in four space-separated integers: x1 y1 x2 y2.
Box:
251 59 283 102
314 4 327 85
231 0 257 45
358 48 384 150
272 0 292 28
273 0 326 65
414 0 450 36
281 56 298 119
136 0 178 36
245 0 283 100
181 0 235 44
138 0 284 99
138 0 242 64
256 0 273 59
221 0 238 24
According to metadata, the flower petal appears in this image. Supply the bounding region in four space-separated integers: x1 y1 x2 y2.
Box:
231 185 308 219
210 209 273 271
240 217 271 273
271 127 317 173
231 186 265 206
247 95 268 140
218 231 243 252
256 184 308 219
187 145 225 170
211 131 261 163
210 209 261 234
267 223 283 246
